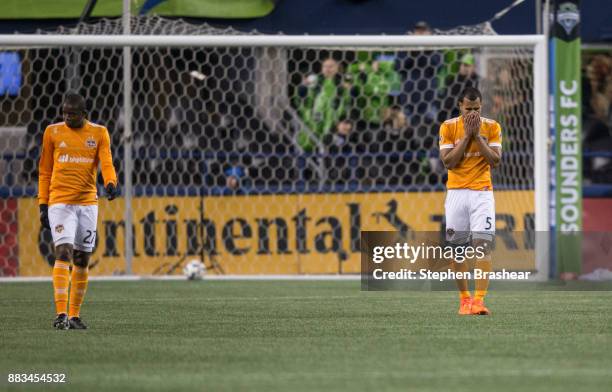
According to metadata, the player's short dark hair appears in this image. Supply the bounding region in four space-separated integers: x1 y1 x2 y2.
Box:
459 86 482 102
64 92 86 111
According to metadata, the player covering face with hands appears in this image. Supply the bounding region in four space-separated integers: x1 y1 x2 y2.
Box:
439 86 502 316
38 93 118 330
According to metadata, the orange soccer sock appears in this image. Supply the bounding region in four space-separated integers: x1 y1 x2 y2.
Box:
453 260 471 299
474 255 492 300
52 260 71 315
68 265 89 319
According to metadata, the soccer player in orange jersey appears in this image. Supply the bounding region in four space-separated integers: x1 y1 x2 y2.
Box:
439 87 502 315
38 93 118 329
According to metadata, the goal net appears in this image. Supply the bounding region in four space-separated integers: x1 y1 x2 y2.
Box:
0 17 547 279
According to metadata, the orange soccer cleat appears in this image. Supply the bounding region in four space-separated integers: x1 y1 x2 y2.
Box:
470 298 490 315
458 297 472 315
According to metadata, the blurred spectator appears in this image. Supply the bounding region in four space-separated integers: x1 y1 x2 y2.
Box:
224 165 246 193
323 118 359 184
294 58 355 152
439 53 479 119
490 68 513 111
412 21 432 35
23 117 44 185
489 67 519 148
396 21 442 124
382 106 408 136
583 54 612 182
322 118 358 154
435 34 471 99
446 53 478 94
584 55 611 113
378 108 409 182
584 55 612 123
351 56 402 129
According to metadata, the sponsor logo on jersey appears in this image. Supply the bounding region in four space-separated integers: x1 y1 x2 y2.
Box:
86 136 97 148
55 224 64 233
57 154 94 164
464 152 482 157
59 141 67 148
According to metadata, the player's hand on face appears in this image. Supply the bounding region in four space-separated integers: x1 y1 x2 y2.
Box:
464 112 474 137
105 183 119 201
39 204 50 230
472 112 482 138
465 111 480 138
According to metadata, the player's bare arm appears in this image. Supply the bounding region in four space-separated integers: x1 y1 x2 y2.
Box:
474 137 501 167
467 111 501 167
440 137 471 169
38 127 54 230
440 112 478 169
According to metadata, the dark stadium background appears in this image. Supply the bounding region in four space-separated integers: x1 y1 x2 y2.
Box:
0 0 610 42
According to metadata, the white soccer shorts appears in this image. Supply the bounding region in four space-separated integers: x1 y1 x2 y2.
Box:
444 189 495 244
48 204 98 252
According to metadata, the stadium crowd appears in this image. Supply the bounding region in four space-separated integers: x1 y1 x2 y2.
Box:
6 22 610 196
15 22 487 194
582 53 612 185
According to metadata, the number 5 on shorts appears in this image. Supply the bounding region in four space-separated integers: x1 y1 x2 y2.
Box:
484 217 492 231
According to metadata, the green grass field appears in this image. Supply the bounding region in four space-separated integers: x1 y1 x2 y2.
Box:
1 280 612 391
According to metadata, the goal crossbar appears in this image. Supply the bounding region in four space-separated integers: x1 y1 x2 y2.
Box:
0 34 545 48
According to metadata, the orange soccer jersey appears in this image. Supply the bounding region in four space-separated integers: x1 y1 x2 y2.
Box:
38 120 117 206
439 116 502 190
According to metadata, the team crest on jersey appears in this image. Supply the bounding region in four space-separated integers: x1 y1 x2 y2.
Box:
86 136 97 148
55 224 64 233
446 228 455 239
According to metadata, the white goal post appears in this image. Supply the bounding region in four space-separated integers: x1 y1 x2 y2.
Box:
0 34 545 48
0 33 549 280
